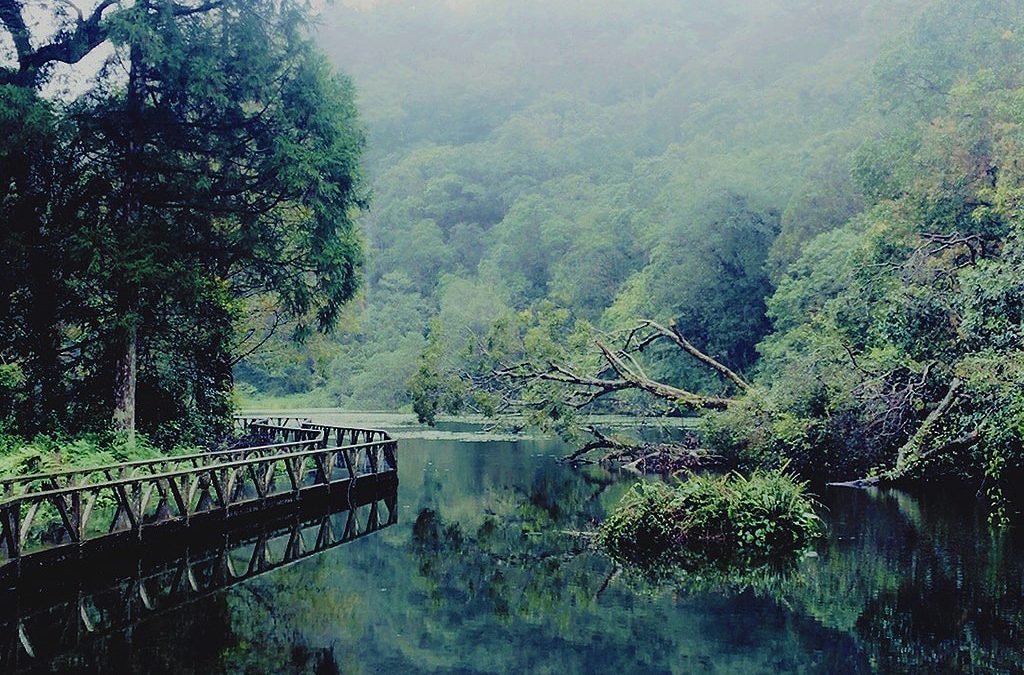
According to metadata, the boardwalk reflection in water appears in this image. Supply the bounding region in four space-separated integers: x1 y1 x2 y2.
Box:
0 478 398 672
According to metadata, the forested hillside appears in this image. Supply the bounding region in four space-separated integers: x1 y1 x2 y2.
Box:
236 0 927 407
236 0 1024 503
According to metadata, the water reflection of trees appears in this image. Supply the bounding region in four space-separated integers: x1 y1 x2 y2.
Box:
842 490 1024 673
405 464 865 673
409 472 1024 673
411 463 619 619
119 468 1024 672
781 489 1024 673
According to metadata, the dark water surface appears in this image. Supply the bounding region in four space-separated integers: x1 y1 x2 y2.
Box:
4 433 1023 673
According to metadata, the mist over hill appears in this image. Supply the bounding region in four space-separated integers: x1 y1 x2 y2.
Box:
236 0 960 409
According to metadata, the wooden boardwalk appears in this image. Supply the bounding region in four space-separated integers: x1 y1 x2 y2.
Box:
0 419 398 572
0 480 397 669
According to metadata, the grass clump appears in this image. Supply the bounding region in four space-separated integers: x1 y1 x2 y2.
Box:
598 469 823 576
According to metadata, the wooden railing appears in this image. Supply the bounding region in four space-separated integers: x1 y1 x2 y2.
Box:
0 483 397 669
0 438 323 501
233 415 312 434
235 417 393 448
246 423 325 444
243 421 391 448
301 423 391 447
0 423 398 569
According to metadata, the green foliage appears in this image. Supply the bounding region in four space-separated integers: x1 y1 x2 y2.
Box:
0 430 192 478
240 0 925 407
0 362 26 421
695 8 1024 495
598 470 822 579
410 299 630 440
0 1 366 442
409 321 467 425
628 193 780 377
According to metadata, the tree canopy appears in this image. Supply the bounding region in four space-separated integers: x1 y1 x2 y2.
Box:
238 0 927 408
0 0 365 443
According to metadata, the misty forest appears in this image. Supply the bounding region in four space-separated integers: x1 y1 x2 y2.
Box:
2 1 1024 673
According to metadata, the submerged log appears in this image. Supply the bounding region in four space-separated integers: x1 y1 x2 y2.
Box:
827 477 881 489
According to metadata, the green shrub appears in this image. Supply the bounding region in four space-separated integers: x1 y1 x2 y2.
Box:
700 397 788 473
598 469 823 576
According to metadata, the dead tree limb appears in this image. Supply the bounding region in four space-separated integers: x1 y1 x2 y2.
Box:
496 326 736 412
594 340 733 410
835 428 981 489
636 320 751 391
836 378 982 488
488 318 748 467
562 427 628 462
560 426 706 471
893 377 963 474
494 362 632 409
919 231 987 264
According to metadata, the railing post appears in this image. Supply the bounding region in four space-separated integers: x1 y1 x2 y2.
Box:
383 442 398 472
1 503 16 561
71 491 82 543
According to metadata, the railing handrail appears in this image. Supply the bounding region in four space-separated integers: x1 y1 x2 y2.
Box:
0 438 397 508
0 424 391 493
0 438 321 492
249 422 321 432
302 422 393 439
233 414 311 421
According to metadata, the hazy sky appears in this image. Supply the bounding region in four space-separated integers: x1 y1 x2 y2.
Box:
0 0 116 99
340 0 485 11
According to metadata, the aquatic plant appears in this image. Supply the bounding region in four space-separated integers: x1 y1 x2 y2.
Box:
598 469 823 576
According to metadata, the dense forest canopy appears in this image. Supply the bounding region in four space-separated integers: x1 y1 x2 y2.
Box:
239 0 928 407
238 0 1024 503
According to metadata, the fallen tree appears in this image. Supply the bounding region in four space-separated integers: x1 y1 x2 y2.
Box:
411 288 1005 495
561 426 708 472
414 315 749 469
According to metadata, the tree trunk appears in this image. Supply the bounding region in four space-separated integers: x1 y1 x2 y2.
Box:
195 303 236 443
836 378 976 488
893 378 963 476
23 179 63 431
112 322 137 444
111 35 146 445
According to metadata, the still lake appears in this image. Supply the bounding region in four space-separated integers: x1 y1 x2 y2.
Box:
6 414 1024 673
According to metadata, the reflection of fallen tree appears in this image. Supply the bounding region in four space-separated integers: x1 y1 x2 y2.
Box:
408 466 623 618
410 508 598 619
